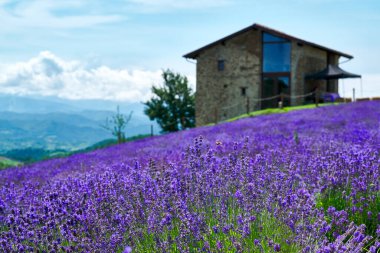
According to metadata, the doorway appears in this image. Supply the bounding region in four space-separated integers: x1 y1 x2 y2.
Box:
262 75 290 109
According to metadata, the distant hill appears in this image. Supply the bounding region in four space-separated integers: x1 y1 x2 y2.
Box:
0 112 112 152
1 134 151 164
0 94 150 114
0 94 78 113
0 94 160 153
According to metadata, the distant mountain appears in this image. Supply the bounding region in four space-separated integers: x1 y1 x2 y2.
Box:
0 112 113 152
0 94 160 153
0 94 150 113
0 94 78 113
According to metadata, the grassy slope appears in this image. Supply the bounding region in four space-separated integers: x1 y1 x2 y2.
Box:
1 102 377 252
225 103 335 122
203 103 337 127
0 134 152 168
0 104 336 169
0 156 22 170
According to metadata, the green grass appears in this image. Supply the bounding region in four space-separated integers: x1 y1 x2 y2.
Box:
64 134 151 156
130 198 301 253
204 210 300 253
0 156 22 170
316 186 380 239
225 103 336 123
0 134 152 169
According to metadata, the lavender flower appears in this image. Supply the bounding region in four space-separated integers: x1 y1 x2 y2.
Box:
123 246 132 253
0 101 379 252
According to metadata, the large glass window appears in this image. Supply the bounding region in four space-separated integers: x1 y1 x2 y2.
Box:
262 32 291 73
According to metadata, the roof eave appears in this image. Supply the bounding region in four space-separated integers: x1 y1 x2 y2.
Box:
253 24 354 59
183 23 354 60
183 24 257 59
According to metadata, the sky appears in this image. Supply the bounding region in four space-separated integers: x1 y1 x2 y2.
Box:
0 0 379 102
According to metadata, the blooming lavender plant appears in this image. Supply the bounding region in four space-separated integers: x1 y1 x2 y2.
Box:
0 101 379 252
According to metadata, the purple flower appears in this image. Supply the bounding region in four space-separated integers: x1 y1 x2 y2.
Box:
0 100 379 252
123 246 132 253
216 241 222 250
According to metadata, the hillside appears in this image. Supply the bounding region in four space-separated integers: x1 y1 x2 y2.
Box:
0 94 160 153
0 101 379 252
0 112 113 152
0 156 22 170
0 110 158 152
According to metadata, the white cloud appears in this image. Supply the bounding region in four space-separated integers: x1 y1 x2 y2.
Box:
0 51 165 102
3 50 376 103
0 0 122 30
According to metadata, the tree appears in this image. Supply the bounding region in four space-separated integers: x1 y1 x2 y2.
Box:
102 106 133 144
144 70 195 133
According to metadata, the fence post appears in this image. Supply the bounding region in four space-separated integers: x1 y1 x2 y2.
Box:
246 97 250 115
214 107 218 124
150 125 154 137
352 88 356 102
315 86 320 107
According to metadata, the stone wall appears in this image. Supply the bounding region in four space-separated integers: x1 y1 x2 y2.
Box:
291 43 341 105
195 29 262 126
327 54 339 93
291 42 327 105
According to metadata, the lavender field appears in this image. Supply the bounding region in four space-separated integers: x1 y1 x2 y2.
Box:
1 101 379 252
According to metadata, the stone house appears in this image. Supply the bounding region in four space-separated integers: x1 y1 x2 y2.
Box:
183 24 353 126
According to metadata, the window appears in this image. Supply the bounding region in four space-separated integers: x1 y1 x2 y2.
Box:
262 32 291 73
217 59 225 71
263 33 288 43
241 87 247 96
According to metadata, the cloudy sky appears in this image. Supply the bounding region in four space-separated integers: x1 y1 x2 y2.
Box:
0 0 379 101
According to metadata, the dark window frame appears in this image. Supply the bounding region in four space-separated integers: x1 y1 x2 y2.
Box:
217 59 225 71
263 32 288 43
262 32 291 73
261 32 292 109
241 87 247 96
261 73 291 109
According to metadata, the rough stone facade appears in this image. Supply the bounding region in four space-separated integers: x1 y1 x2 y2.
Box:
195 29 262 126
186 25 348 126
291 42 339 105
